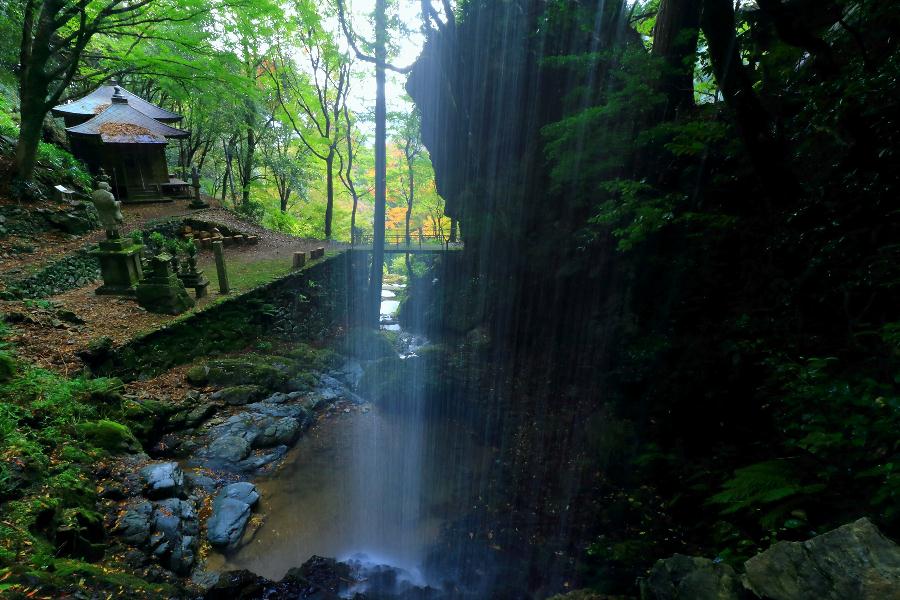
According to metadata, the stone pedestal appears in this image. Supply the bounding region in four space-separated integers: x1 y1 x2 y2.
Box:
94 238 143 296
136 254 195 315
178 256 210 299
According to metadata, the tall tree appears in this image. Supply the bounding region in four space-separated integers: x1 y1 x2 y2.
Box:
263 119 311 213
270 27 350 239
337 104 370 243
13 0 208 182
652 0 701 117
391 107 423 245
700 0 800 203
337 0 415 323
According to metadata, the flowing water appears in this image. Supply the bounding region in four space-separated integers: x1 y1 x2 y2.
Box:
209 274 489 588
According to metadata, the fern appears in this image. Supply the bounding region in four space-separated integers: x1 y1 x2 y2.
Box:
710 460 825 529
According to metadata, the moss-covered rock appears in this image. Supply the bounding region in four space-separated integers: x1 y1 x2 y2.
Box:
286 343 343 370
212 385 266 406
120 398 176 444
76 419 142 454
333 327 396 360
185 357 290 390
358 355 407 404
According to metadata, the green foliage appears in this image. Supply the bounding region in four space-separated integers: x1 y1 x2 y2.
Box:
708 356 900 547
35 142 92 190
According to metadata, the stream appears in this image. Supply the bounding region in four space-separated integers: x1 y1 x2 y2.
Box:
208 276 491 591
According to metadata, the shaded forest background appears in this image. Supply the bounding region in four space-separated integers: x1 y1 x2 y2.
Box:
404 0 900 591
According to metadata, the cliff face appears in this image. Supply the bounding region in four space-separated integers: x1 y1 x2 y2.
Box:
406 0 636 350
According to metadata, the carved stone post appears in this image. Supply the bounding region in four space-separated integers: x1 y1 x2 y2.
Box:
212 240 230 294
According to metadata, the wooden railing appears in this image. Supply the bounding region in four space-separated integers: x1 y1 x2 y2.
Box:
352 233 462 251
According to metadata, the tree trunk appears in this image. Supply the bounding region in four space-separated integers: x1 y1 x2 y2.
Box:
653 0 701 118
367 0 388 325
405 166 414 245
221 170 229 205
449 217 458 242
351 194 358 244
241 126 256 209
325 151 335 239
15 98 45 184
701 0 800 203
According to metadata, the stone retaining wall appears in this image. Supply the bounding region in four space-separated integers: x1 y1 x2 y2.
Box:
82 252 351 380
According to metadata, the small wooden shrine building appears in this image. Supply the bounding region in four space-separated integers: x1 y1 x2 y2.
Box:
52 85 189 203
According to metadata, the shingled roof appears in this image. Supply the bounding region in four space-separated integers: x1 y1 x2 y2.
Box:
51 84 183 123
66 92 189 144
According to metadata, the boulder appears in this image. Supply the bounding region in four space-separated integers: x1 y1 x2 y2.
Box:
76 419 142 454
151 498 199 574
212 385 267 406
185 358 289 390
212 410 306 449
206 483 259 548
334 328 396 360
263 391 306 405
208 435 251 463
744 518 900 600
43 202 99 234
140 462 184 499
169 402 216 430
640 554 747 600
220 481 260 506
114 500 153 545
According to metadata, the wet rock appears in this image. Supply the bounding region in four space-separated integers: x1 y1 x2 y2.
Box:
286 555 351 596
205 570 270 599
192 570 222 591
333 359 364 389
235 446 288 472
208 435 252 463
207 482 259 548
151 498 199 574
244 402 308 420
285 372 318 393
315 375 345 402
263 391 305 405
212 385 266 406
221 481 260 506
640 554 746 600
169 402 216 429
212 410 306 449
185 472 218 493
744 518 900 600
114 500 153 545
140 462 184 499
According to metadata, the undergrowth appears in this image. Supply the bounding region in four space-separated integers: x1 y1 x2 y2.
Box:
0 319 174 598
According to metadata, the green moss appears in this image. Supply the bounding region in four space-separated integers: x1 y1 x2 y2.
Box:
287 343 343 371
214 384 266 405
186 357 289 390
75 420 142 454
334 327 396 359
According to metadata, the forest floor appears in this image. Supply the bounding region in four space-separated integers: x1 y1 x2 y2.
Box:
0 194 338 375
